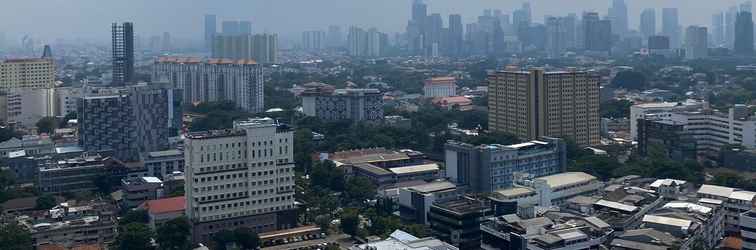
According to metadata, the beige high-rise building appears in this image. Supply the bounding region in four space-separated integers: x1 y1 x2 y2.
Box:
488 68 600 146
0 58 55 91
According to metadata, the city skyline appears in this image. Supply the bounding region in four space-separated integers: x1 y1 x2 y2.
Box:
0 0 750 42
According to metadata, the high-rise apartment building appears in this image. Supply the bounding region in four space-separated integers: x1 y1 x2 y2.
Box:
713 12 725 47
302 30 326 51
78 83 182 162
685 26 709 59
301 88 383 122
546 17 568 57
609 0 629 37
184 117 297 243
0 58 55 91
727 6 739 48
448 14 464 57
640 9 657 39
348 27 387 57
153 57 264 113
212 33 278 64
326 25 343 48
488 68 600 146
204 14 217 50
112 22 134 86
407 0 428 55
221 21 240 35
662 8 681 48
735 11 754 56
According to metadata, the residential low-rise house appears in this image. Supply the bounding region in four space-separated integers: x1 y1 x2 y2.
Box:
697 184 756 234
0 135 55 158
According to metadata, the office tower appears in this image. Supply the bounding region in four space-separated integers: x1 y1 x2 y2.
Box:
78 83 182 162
583 12 612 52
0 58 55 91
444 137 566 193
204 14 217 50
212 33 278 64
153 57 264 113
222 21 240 35
713 12 725 47
112 22 134 86
743 1 754 13
162 32 171 52
662 8 681 48
347 26 368 57
407 0 428 55
301 88 383 122
41 45 53 59
641 9 657 39
184 117 296 243
512 3 531 37
366 28 388 57
546 17 567 57
488 68 600 146
609 0 629 37
563 14 578 49
727 6 739 48
685 26 708 59
426 13 443 56
239 21 252 35
448 14 463 57
735 11 755 56
326 25 343 48
302 30 326 51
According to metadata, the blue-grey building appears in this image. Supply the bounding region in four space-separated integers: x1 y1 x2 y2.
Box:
78 83 182 162
301 88 384 122
444 137 566 193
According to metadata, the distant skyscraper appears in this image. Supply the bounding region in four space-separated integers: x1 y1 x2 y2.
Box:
662 8 681 48
347 26 368 57
448 14 464 57
327 25 343 48
407 0 428 55
302 30 326 51
212 33 278 64
712 12 725 47
640 9 657 39
112 22 134 86
204 14 217 50
367 28 388 57
426 13 443 56
162 32 171 52
546 17 567 57
41 45 53 59
222 21 241 35
685 26 708 59
239 21 252 35
609 0 629 37
727 6 739 48
583 12 612 52
742 1 753 13
735 11 754 56
563 14 578 49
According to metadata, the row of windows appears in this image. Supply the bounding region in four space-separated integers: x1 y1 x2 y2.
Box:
199 195 293 212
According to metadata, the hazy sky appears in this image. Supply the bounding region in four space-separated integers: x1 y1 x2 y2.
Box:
0 0 750 42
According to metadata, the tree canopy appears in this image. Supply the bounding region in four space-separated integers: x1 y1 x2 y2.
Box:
115 223 155 250
611 71 647 90
0 223 33 250
156 217 191 250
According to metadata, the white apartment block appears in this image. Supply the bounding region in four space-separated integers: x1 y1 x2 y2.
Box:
667 105 756 154
185 118 296 243
0 58 55 90
629 99 704 140
741 210 756 250
698 184 756 234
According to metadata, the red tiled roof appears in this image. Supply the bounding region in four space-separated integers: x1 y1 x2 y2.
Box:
139 196 185 215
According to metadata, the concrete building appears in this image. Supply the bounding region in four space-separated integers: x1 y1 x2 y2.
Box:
423 77 457 98
488 68 600 146
0 135 54 158
54 86 83 117
138 196 186 230
489 172 602 213
397 181 460 224
637 119 697 161
184 118 296 243
347 163 440 189
0 58 55 90
444 138 566 193
122 176 165 210
141 149 184 180
480 212 613 250
153 57 264 113
112 22 134 85
350 230 458 250
628 100 705 140
429 197 489 249
18 201 117 248
740 210 756 250
3 87 55 127
697 184 756 234
37 153 109 194
302 30 326 51
684 26 708 59
211 33 278 64
734 11 754 56
640 8 657 39
78 84 182 162
301 88 383 122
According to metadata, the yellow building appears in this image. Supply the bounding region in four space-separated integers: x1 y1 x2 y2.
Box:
488 68 600 146
0 58 55 91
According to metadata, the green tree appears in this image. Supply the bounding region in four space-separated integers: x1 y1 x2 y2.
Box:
233 227 260 250
120 210 149 225
156 217 191 250
35 194 57 210
0 127 21 142
340 208 360 236
212 229 236 250
612 71 647 90
0 223 33 250
116 223 155 250
35 116 58 134
345 176 376 204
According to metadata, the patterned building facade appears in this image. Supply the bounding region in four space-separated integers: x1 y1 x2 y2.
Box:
152 57 264 113
301 88 383 122
78 83 182 161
